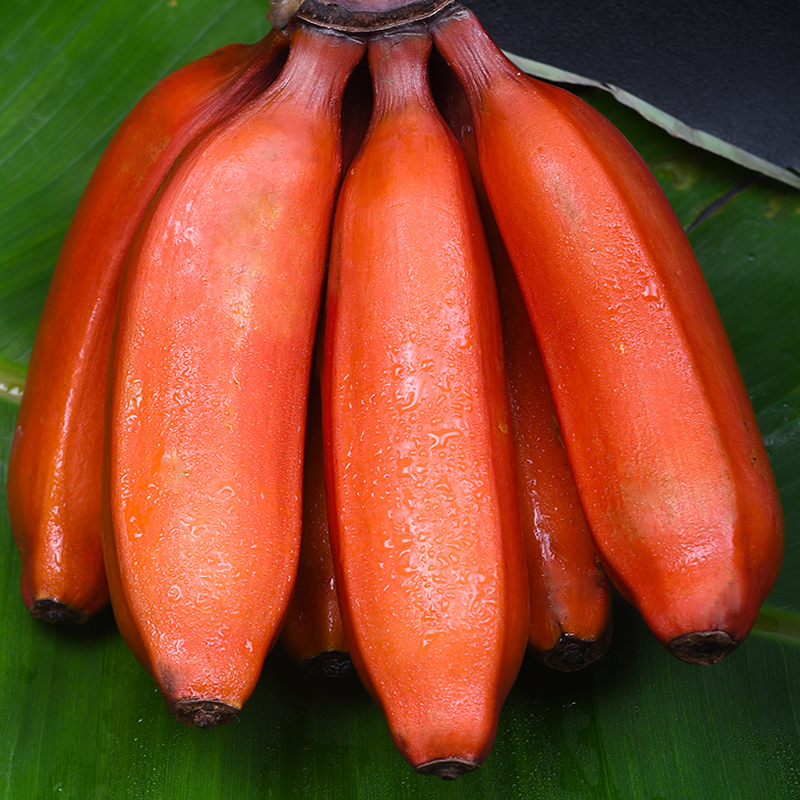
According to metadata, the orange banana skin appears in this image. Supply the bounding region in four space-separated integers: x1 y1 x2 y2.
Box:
432 6 784 664
105 23 365 727
280 365 352 678
432 53 612 670
6 30 288 624
323 28 528 777
495 230 613 670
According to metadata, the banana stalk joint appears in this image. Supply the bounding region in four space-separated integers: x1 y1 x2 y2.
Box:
268 0 456 33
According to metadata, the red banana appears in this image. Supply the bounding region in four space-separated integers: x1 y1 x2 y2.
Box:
323 27 528 777
280 358 352 678
104 23 365 727
432 5 784 664
432 51 613 670
278 59 371 677
494 224 613 669
6 30 288 623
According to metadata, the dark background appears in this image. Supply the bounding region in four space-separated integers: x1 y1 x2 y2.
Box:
463 0 800 176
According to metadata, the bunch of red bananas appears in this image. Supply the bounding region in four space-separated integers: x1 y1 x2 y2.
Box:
6 0 784 779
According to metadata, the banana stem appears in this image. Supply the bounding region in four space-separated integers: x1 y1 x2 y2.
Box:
268 0 455 33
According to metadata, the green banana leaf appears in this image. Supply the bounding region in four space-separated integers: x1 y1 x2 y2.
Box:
1 2 799 797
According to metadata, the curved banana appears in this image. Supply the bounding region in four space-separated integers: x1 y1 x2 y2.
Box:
6 30 288 624
105 23 365 727
432 53 613 670
432 5 784 665
280 357 352 678
323 27 528 777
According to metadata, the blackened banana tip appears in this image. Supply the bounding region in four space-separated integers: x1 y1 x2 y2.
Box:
415 758 480 780
29 599 90 625
669 630 739 665
301 651 354 679
173 699 239 729
541 635 608 672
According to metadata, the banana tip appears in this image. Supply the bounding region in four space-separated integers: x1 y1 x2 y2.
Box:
301 650 354 679
415 757 480 780
172 699 239 729
668 630 739 665
29 599 90 625
541 635 608 672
